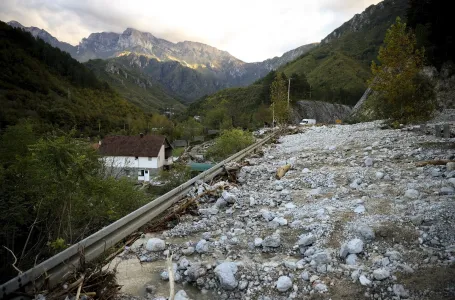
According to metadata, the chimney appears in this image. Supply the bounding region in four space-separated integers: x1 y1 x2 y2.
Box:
140 133 144 138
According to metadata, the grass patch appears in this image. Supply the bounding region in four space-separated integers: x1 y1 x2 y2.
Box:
172 147 185 157
374 222 419 245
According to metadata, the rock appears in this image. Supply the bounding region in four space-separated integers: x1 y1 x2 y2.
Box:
298 234 316 246
276 276 292 292
238 280 248 290
393 284 409 298
310 275 319 283
302 168 310 173
285 203 296 209
410 215 423 226
375 172 384 179
373 268 390 280
145 238 166 252
198 207 219 216
182 247 195 255
404 189 419 199
222 191 236 203
311 251 331 265
346 254 358 265
186 263 206 281
365 157 373 167
174 290 190 300
357 225 375 240
249 197 256 206
359 275 371 286
346 239 363 254
354 205 365 214
449 178 455 186
254 238 263 247
339 243 349 258
440 186 454 195
385 250 401 261
447 162 455 171
214 262 238 290
195 240 209 253
273 217 288 226
261 209 274 221
275 185 284 191
301 271 310 281
215 198 227 208
263 234 281 247
160 270 169 281
314 283 328 293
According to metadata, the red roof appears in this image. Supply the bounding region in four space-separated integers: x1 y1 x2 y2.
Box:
99 135 170 157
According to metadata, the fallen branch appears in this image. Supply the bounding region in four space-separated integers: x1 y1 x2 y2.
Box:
415 160 455 167
167 253 175 300
75 274 85 300
3 246 22 275
276 164 291 179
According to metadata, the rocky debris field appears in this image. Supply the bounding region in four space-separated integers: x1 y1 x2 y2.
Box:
117 121 455 300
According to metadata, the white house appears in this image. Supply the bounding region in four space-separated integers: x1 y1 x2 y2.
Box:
99 134 173 181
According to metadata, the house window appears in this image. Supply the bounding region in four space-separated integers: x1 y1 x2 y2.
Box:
138 170 145 176
148 157 152 161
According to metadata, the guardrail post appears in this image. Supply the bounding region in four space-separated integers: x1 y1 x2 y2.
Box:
443 124 450 138
435 125 441 137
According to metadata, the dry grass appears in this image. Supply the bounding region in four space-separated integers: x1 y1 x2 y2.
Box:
374 222 418 246
325 211 355 249
397 265 455 299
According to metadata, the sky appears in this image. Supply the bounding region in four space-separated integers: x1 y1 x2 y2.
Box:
0 0 381 62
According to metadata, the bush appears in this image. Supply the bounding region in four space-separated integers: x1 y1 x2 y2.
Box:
0 124 148 281
206 129 255 161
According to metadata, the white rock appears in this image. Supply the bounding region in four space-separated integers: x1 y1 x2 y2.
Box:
346 254 358 265
285 203 296 209
145 238 166 252
222 191 236 203
392 284 409 298
263 234 281 247
354 205 365 214
359 275 371 286
249 197 256 206
365 157 373 167
357 225 375 240
440 186 454 195
404 189 419 199
373 268 390 280
314 283 328 292
346 239 363 254
298 234 316 246
195 239 209 253
276 276 292 292
447 162 455 171
448 178 455 186
214 262 238 290
273 216 288 226
375 172 384 179
254 238 263 247
302 168 310 173
301 271 310 281
174 290 190 300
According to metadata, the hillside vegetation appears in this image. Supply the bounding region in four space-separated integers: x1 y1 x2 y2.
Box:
280 0 408 105
0 21 148 135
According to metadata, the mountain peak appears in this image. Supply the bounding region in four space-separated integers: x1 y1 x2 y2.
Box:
7 20 24 29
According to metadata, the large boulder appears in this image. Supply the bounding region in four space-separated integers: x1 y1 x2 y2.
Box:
214 262 238 290
145 238 166 252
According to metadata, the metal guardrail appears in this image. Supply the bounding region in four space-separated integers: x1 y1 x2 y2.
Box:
0 131 277 299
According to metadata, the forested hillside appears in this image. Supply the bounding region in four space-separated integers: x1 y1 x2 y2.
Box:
0 21 148 135
279 0 408 105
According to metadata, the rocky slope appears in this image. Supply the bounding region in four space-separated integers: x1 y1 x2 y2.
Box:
112 121 455 300
292 100 352 124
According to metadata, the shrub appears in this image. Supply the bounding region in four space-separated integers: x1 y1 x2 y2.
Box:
206 129 255 161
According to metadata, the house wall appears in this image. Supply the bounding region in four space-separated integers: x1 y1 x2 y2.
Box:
102 145 165 169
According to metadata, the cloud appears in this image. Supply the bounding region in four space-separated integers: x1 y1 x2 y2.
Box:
0 0 381 62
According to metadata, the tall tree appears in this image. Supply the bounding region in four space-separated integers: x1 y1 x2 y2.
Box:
368 17 435 123
270 72 289 124
290 72 311 100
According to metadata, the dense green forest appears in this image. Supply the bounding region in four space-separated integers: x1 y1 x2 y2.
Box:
0 21 149 136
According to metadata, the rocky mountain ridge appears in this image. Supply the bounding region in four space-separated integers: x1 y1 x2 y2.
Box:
6 20 316 102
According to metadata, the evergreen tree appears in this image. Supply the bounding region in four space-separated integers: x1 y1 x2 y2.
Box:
368 17 435 123
270 72 289 124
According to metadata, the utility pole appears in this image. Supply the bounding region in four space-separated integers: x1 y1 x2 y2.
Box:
309 85 312 99
272 102 275 127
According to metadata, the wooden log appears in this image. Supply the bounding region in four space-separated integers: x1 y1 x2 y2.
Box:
276 164 291 179
415 160 455 167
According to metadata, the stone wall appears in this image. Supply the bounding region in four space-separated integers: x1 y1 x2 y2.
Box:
292 100 352 124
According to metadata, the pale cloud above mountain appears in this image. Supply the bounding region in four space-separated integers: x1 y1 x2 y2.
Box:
0 0 381 62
